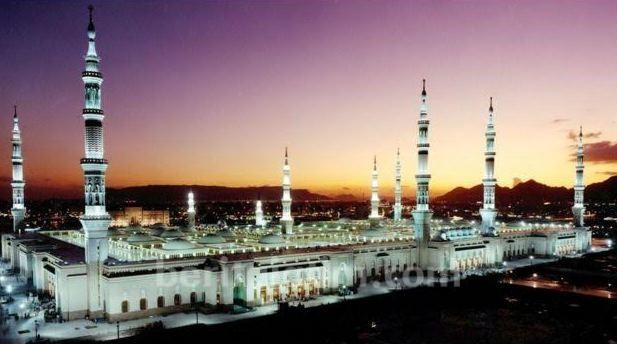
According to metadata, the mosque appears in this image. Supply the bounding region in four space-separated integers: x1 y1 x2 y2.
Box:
1 7 591 322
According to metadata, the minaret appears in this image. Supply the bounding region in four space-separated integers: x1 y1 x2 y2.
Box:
255 195 265 227
10 105 26 233
480 97 497 235
280 147 293 234
368 156 382 227
187 191 196 231
393 148 402 221
572 126 585 227
412 79 433 245
79 5 110 318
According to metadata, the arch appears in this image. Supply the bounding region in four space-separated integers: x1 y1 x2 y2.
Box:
139 298 147 310
121 300 129 313
174 294 181 306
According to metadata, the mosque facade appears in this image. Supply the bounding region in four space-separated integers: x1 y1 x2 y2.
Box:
1 7 591 322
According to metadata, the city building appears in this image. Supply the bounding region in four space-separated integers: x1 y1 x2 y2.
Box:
110 207 171 227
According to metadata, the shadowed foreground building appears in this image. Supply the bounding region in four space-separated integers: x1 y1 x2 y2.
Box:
1 7 590 322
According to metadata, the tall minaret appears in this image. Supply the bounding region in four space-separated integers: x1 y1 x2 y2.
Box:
393 148 402 221
480 97 497 235
11 105 26 233
79 5 110 318
572 126 585 227
187 191 196 231
368 156 382 227
412 79 432 245
255 195 265 227
280 147 293 234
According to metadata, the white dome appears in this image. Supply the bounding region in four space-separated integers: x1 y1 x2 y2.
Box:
259 233 284 245
163 239 196 250
197 234 226 245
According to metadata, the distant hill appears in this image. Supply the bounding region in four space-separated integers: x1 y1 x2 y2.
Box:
106 185 330 204
436 176 617 205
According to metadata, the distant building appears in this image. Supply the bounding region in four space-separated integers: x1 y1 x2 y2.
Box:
110 207 170 227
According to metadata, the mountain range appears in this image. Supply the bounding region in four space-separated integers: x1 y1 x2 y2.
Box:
106 185 330 204
435 176 617 205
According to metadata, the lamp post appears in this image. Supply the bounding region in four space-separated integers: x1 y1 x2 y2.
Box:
34 319 39 340
116 321 120 339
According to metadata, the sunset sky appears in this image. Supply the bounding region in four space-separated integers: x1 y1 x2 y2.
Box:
1 0 617 199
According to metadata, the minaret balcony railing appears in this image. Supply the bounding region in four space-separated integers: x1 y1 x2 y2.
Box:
82 71 102 78
83 108 104 114
81 158 108 165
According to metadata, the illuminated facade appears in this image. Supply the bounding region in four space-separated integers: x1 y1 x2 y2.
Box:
110 207 171 227
0 7 592 324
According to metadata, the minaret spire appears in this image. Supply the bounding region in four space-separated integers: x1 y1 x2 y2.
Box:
480 97 497 235
11 105 26 233
412 79 433 269
369 155 382 227
281 147 293 234
79 5 110 319
255 192 265 227
187 191 196 231
572 126 585 227
393 148 402 221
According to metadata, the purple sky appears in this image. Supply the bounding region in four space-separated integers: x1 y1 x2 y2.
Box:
1 0 617 198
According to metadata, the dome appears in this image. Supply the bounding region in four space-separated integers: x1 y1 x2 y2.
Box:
163 239 196 250
197 233 226 245
258 233 285 245
127 233 157 244
218 228 234 238
360 228 385 238
159 228 185 239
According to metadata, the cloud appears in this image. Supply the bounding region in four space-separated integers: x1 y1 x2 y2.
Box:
551 118 569 124
596 171 617 176
567 130 602 142
584 141 617 163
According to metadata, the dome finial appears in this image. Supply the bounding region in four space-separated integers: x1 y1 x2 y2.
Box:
13 105 17 118
373 155 377 170
489 97 493 112
284 146 288 165
579 126 583 138
421 79 427 96
88 5 95 31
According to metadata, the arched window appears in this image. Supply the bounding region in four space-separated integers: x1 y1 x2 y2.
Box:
157 296 165 308
121 300 129 313
140 298 147 310
190 292 197 304
174 294 181 306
